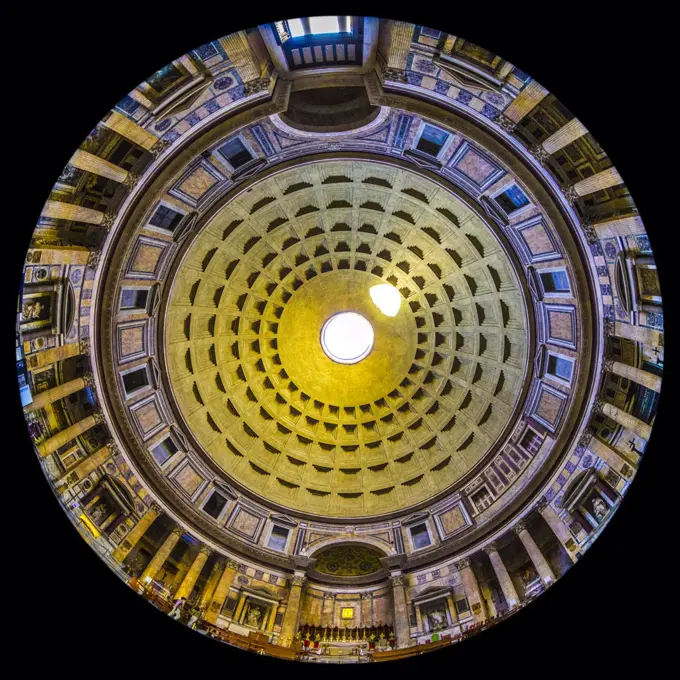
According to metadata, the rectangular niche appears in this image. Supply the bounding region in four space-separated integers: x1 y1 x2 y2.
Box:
126 236 173 280
227 504 267 542
117 320 149 363
543 303 577 349
129 394 167 440
527 381 569 433
510 214 561 263
170 460 207 500
433 501 472 540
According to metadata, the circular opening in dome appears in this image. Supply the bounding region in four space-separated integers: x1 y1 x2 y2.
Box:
321 312 374 364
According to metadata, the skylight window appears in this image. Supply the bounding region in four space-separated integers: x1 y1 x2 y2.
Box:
287 18 305 37
285 16 351 38
309 16 341 34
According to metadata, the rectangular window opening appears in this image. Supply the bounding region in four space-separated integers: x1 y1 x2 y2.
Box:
151 437 178 465
203 491 228 519
496 185 530 215
410 522 431 549
267 525 289 551
120 288 149 311
547 355 573 382
416 124 449 157
149 204 184 232
217 137 254 170
539 270 570 294
123 367 149 395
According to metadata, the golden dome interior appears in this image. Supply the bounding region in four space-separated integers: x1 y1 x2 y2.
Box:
165 159 529 517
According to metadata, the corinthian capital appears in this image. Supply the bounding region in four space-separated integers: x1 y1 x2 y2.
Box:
528 144 550 165
562 185 580 206
390 574 405 587
496 115 516 133
454 557 470 570
512 520 528 535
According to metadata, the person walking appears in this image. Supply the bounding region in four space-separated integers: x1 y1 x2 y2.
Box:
187 606 203 629
168 596 186 620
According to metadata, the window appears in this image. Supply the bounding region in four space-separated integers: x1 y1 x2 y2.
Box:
495 185 530 215
120 288 149 311
539 269 570 294
267 525 289 551
415 124 449 157
151 437 178 466
217 137 254 170
149 204 184 232
203 491 228 519
122 367 149 395
285 16 351 38
547 354 574 383
410 523 431 549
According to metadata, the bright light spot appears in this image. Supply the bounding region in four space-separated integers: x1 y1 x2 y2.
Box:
370 284 401 317
309 16 340 34
321 312 374 364
287 18 305 37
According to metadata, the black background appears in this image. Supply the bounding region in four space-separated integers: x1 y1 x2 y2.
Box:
8 4 670 673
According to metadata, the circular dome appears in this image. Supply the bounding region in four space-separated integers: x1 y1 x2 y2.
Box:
321 312 375 364
17 15 663 664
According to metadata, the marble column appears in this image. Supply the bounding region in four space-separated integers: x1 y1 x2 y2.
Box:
383 21 416 71
175 545 211 600
445 593 458 626
513 521 555 585
101 111 159 151
455 558 487 624
36 413 100 457
26 247 92 267
573 167 623 197
25 342 85 370
609 360 661 392
218 31 261 82
390 572 410 648
541 118 588 155
587 435 636 478
503 81 549 124
140 526 183 583
112 503 161 563
536 499 577 562
593 214 645 239
613 321 662 348
321 593 335 627
266 604 278 632
280 573 306 647
56 443 113 490
484 543 520 608
69 150 129 184
360 593 373 628
204 559 239 624
26 376 88 413
233 592 247 624
601 402 652 440
198 559 224 610
41 200 107 226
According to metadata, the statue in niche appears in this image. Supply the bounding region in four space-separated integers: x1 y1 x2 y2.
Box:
593 498 608 521
246 604 263 628
90 502 110 526
520 565 539 587
428 608 446 631
21 300 44 321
